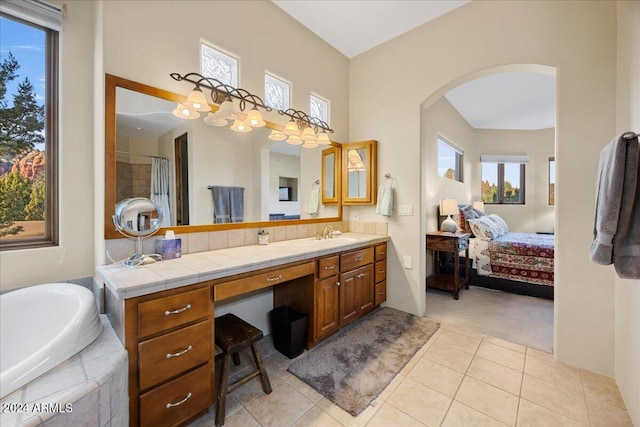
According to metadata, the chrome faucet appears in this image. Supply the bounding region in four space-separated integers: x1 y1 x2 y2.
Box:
322 225 335 240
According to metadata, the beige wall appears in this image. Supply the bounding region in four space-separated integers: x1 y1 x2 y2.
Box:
350 1 617 375
615 1 640 424
0 1 98 290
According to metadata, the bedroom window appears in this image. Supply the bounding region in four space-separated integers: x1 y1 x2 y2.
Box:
264 72 290 111
549 157 555 205
201 42 239 87
0 2 60 251
480 155 527 204
437 137 463 182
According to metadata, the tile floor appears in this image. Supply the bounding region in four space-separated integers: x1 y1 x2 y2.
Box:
189 319 633 427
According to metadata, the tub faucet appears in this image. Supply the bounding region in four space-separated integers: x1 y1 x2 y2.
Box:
322 225 335 240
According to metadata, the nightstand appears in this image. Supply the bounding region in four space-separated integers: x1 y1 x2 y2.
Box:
426 231 471 300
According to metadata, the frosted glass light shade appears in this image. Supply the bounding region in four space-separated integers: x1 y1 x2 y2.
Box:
268 129 287 141
246 108 266 127
301 127 317 142
302 141 318 149
203 112 228 127
286 135 303 145
172 103 200 120
317 132 331 145
217 99 240 120
184 88 211 112
230 119 252 133
283 120 301 136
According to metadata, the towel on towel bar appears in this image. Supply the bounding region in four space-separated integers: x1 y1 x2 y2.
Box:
229 187 244 223
376 185 394 217
210 186 231 224
591 132 640 279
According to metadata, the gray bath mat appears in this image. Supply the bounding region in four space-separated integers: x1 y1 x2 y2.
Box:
288 307 440 415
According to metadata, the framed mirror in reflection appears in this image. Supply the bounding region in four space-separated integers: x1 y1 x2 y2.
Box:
105 74 342 239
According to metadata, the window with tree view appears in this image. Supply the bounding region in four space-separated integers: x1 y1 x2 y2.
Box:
437 137 463 182
481 161 525 204
0 10 58 249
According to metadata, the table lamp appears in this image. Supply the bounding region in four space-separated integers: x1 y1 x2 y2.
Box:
440 198 458 232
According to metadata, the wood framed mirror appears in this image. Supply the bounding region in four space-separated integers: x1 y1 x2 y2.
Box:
342 140 378 205
321 146 340 204
104 74 342 239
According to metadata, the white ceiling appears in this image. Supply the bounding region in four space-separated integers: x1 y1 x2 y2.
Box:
271 0 556 130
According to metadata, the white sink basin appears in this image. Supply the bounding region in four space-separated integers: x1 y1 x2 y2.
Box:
311 236 359 243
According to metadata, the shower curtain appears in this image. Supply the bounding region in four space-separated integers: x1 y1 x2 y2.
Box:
151 157 171 227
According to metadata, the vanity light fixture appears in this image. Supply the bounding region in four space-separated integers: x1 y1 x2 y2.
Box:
183 86 211 112
172 103 200 120
268 129 287 141
170 72 334 147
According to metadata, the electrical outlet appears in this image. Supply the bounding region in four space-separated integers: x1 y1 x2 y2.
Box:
398 204 413 216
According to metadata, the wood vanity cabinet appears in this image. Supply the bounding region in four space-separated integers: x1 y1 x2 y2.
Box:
374 243 387 306
104 240 389 426
339 247 375 326
315 256 340 340
106 285 215 427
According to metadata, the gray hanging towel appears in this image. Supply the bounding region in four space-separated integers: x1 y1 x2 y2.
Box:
591 132 640 279
229 187 244 223
210 186 231 223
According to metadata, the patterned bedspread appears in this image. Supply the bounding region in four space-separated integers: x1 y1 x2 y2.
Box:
471 232 554 286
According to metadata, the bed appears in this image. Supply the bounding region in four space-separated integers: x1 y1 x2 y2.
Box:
452 205 554 299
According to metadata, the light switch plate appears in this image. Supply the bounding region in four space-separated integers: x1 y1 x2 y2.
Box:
398 204 413 216
403 255 413 269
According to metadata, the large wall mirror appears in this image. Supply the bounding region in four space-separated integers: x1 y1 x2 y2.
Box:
105 74 342 239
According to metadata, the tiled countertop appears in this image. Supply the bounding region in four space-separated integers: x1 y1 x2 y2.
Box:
96 232 389 300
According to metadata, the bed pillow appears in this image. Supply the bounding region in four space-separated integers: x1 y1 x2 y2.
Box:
487 214 509 235
467 216 501 240
456 204 482 233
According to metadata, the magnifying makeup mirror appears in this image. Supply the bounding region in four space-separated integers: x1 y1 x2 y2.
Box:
112 197 163 266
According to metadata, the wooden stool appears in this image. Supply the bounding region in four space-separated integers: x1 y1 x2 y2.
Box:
214 314 272 426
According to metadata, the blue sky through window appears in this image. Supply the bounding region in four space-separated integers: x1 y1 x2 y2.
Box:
0 16 46 104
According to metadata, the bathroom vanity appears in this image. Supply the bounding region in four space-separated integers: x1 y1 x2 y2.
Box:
97 233 388 427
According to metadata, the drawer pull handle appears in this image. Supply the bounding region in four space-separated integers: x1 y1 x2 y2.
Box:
324 265 336 270
336 281 340 287
166 345 193 359
164 304 191 316
165 392 192 409
378 251 385 255
377 269 385 273
355 256 363 261
266 275 282 282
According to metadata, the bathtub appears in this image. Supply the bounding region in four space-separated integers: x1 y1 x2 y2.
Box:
0 283 102 398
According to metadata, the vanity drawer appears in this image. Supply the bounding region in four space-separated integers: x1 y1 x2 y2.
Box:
215 261 315 301
375 281 387 306
375 261 387 284
138 287 210 338
375 243 387 261
318 256 339 279
139 363 212 427
138 320 211 391
340 247 374 272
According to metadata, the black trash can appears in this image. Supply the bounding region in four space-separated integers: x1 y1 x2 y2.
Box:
269 306 308 359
